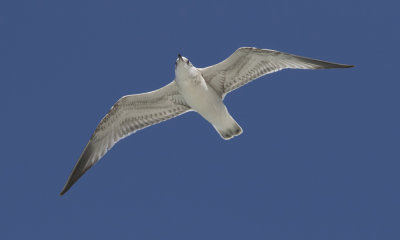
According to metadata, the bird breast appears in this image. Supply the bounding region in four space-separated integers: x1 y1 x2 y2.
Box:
176 74 223 115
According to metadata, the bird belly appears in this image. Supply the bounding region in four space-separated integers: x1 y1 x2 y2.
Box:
178 78 228 126
176 77 242 139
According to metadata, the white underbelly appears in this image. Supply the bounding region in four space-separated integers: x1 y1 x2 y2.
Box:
177 79 228 125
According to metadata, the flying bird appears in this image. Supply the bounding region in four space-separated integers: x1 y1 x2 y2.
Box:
60 47 353 195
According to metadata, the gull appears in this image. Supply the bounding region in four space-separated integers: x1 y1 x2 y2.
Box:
60 47 353 195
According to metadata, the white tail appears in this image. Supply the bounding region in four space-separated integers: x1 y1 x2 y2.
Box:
214 119 243 140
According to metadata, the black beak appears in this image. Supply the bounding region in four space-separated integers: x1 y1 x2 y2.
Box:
178 53 182 60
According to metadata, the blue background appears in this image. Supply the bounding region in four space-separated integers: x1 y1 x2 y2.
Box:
1 0 399 239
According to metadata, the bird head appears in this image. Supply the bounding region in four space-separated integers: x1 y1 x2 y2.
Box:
175 53 192 69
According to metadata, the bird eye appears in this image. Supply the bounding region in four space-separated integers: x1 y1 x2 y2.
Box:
186 59 190 64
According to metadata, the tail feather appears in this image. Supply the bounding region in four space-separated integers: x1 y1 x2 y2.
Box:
215 121 243 140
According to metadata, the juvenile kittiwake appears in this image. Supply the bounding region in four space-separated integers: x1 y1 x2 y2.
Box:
60 47 353 195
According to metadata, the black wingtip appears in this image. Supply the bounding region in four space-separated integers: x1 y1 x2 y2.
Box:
317 61 355 69
59 184 71 196
315 62 355 69
59 141 95 196
59 163 93 196
342 64 355 68
60 179 78 196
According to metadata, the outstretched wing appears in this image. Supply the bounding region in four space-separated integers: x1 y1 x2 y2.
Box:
199 47 354 98
60 81 190 195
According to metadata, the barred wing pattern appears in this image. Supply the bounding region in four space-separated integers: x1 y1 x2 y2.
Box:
199 47 354 98
60 81 190 195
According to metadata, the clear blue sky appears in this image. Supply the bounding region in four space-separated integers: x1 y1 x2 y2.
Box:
1 0 399 239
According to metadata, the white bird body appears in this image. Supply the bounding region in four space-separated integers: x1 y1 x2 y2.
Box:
60 47 353 195
174 55 241 139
